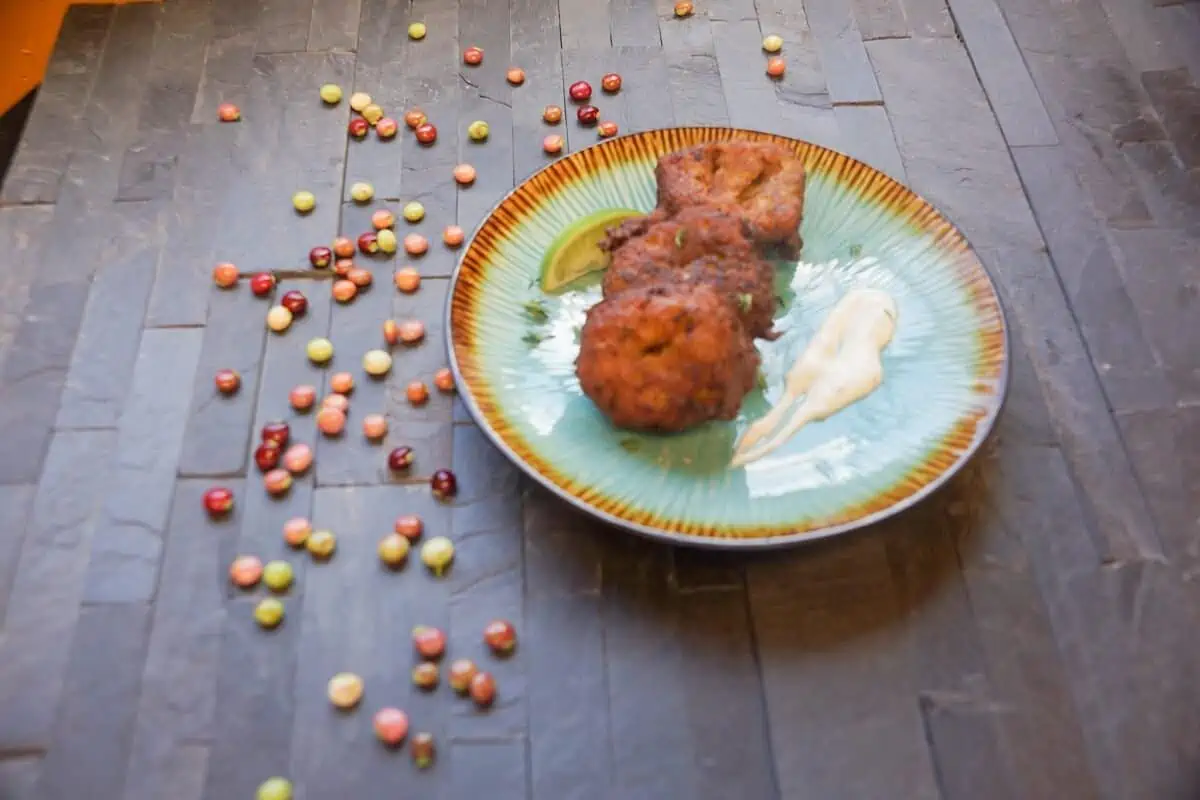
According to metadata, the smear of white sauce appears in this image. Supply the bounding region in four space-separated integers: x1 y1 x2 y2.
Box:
731 287 898 468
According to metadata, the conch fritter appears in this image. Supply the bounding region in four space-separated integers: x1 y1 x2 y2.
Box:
654 141 806 255
601 207 778 340
575 284 761 433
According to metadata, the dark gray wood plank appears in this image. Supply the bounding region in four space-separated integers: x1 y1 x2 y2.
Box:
0 484 36 624
117 0 213 202
34 604 151 800
510 44 566 181
988 443 1187 798
865 38 1043 251
994 0 1156 227
560 0 611 49
611 0 661 46
984 244 1165 564
601 543 703 800
672 589 778 800
882 489 1015 800
560 49 631 154
747 534 939 799
618 46 675 133
308 0 362 52
957 449 1105 800
0 280 92 485
176 284 268 477
341 0 411 201
1011 144 1174 413
55 202 164 430
658 8 730 127
850 0 909 41
0 206 54 375
832 106 905 181
122 479 242 800
450 741 528 800
752 4 842 150
0 5 111 204
867 37 1164 564
82 328 205 604
256 0 313 54
457 0 516 233
232 52 354 272
1105 226 1200 409
391 0 459 275
57 2 161 201
193 0 263 122
901 0 956 38
711 20 786 131
315 206 398 487
445 426 527 746
1140 68 1200 172
201 279 330 799
0 430 116 750
386 276 456 473
289 485 454 797
143 123 239 328
522 492 609 799
0 757 42 800
802 0 882 103
947 0 1058 147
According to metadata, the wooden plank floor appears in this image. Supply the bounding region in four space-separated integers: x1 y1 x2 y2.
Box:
0 0 1198 797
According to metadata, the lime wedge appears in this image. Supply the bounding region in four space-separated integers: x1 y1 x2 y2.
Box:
539 208 643 293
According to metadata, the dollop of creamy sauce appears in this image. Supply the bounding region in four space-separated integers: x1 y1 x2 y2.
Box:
731 287 898 468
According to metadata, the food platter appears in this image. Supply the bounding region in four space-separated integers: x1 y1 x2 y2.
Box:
446 127 1009 549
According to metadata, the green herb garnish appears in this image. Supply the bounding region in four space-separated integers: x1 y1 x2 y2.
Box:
619 437 641 452
756 369 768 391
522 299 549 323
849 244 863 258
738 293 753 312
522 331 546 346
674 228 687 248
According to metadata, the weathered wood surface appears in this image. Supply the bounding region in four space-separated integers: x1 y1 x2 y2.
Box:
0 0 1197 797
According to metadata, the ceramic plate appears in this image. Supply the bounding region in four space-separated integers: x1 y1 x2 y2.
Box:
447 128 1009 549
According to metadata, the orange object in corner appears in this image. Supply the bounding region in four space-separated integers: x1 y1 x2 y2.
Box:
0 0 158 117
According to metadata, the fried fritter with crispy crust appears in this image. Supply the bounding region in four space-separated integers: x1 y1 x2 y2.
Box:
600 207 778 340
575 283 761 433
654 141 806 255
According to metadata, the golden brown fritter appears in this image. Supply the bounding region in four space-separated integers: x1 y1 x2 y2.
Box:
654 141 806 255
600 207 778 340
575 283 761 433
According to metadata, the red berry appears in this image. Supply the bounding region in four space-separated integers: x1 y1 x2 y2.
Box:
280 290 308 316
412 626 447 659
357 232 379 254
388 446 415 472
483 619 518 655
214 369 241 394
249 272 275 297
332 237 355 258
374 707 409 747
217 103 240 122
309 246 333 268
469 672 496 708
568 81 592 102
601 73 622 93
261 421 290 448
203 487 234 516
415 123 437 145
430 469 458 500
348 117 370 138
576 105 599 126
394 514 423 540
254 441 282 472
